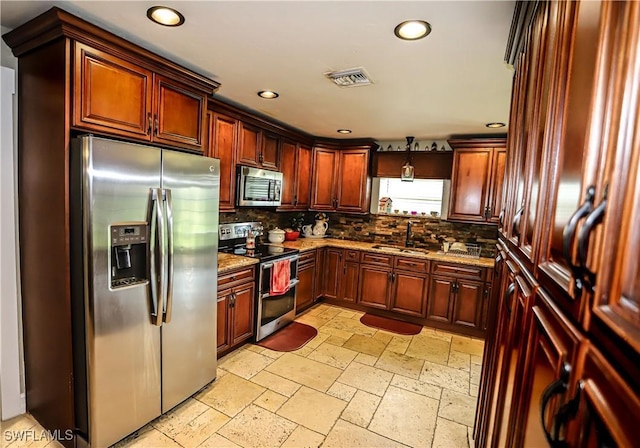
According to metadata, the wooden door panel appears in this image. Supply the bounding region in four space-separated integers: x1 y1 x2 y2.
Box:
322 249 342 299
74 42 152 139
489 148 507 223
154 75 205 151
238 123 260 166
452 280 483 329
296 263 315 313
295 145 313 209
311 148 338 210
279 140 297 209
337 149 370 213
391 271 428 318
208 112 237 211
315 249 325 300
449 149 492 222
358 265 391 309
342 262 360 303
261 133 279 170
230 283 255 345
427 276 454 323
217 294 230 353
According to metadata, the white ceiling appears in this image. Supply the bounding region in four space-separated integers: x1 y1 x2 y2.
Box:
1 1 515 141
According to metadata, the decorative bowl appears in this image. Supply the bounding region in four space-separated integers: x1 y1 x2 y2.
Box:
284 230 300 241
267 227 286 243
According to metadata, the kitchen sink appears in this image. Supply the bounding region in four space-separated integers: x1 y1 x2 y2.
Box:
371 245 428 255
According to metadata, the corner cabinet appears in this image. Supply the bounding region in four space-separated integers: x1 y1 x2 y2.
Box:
447 139 506 224
310 142 372 213
74 42 209 152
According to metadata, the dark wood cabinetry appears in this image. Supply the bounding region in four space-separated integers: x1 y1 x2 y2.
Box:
296 250 318 313
310 143 372 213
321 248 360 303
217 266 256 357
447 139 506 223
207 111 237 211
74 42 208 152
237 123 280 170
477 1 640 446
279 141 313 210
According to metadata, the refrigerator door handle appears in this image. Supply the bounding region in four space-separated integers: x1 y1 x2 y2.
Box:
163 188 174 323
150 188 164 326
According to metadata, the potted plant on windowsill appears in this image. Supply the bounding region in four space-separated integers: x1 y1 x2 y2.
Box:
285 212 305 241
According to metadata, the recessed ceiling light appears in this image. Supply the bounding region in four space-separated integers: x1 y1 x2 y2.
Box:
147 6 185 27
258 90 279 99
485 122 506 128
337 129 352 134
394 20 432 41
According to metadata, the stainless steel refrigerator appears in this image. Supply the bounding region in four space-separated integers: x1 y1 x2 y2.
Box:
70 135 220 447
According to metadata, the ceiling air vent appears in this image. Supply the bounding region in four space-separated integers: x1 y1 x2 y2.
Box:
324 67 374 87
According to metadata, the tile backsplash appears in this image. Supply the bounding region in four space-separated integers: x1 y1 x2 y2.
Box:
220 209 498 258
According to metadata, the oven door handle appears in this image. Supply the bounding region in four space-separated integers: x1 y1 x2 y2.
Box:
260 279 299 299
261 254 301 270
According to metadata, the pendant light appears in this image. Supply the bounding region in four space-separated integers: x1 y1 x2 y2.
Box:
401 136 415 182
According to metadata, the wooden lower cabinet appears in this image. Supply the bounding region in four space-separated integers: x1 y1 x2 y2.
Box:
321 248 359 303
296 250 317 313
427 275 488 331
390 270 429 318
358 265 392 309
217 267 256 357
426 276 454 323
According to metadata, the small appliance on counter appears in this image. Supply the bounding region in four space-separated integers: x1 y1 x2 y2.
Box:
219 222 300 341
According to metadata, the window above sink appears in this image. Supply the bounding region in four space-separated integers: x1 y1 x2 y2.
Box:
370 178 450 218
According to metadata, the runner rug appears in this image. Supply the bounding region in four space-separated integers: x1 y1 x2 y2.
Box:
360 313 422 335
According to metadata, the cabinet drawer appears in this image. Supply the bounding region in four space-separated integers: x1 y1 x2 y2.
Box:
394 256 429 273
299 250 317 266
218 267 255 290
431 262 485 281
361 252 393 267
344 249 360 262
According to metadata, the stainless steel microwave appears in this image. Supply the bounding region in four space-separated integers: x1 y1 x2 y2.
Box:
236 165 283 207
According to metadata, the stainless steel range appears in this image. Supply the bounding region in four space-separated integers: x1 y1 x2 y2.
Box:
219 222 300 341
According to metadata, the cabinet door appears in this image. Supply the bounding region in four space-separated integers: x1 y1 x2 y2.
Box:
390 270 428 318
513 288 582 448
295 145 313 209
336 148 370 213
427 276 454 323
565 343 640 447
230 282 255 346
358 265 391 309
73 42 152 140
448 148 493 222
322 248 342 300
452 279 484 329
341 262 360 303
311 148 338 210
217 293 230 353
208 112 238 212
238 122 260 166
488 148 507 223
315 248 325 300
279 140 297 209
296 262 316 313
153 74 206 151
261 132 279 170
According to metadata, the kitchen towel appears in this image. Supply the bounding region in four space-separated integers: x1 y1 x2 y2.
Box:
270 259 291 295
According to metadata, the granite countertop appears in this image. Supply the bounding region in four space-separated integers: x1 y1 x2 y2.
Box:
217 238 494 274
218 253 259 274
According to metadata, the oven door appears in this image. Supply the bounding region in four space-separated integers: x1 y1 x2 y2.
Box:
256 254 299 340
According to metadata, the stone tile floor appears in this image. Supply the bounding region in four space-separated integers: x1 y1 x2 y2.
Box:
2 304 484 448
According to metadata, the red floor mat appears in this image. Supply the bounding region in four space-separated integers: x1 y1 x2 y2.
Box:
256 322 318 352
360 313 422 335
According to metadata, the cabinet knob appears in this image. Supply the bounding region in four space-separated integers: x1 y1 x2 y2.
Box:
154 114 159 136
147 113 153 134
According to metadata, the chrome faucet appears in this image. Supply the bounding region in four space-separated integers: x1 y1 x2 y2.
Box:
405 221 414 247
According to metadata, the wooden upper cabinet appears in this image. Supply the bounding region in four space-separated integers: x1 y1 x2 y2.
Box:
207 111 238 212
261 132 279 170
447 139 506 223
311 147 339 211
238 123 261 166
278 141 311 210
311 143 371 213
74 42 207 152
337 148 371 213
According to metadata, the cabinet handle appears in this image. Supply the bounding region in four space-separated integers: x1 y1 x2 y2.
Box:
577 184 607 292
154 114 159 136
551 380 584 444
387 272 392 283
229 292 236 308
512 206 524 237
147 112 153 134
391 273 396 283
504 282 516 314
294 196 298 206
484 206 491 220
539 362 571 448
562 186 595 294
499 209 505 227
259 152 264 163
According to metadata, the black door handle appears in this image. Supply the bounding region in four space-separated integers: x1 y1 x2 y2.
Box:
562 186 595 294
499 209 505 227
540 362 571 448
577 185 607 291
512 206 524 237
504 282 516 314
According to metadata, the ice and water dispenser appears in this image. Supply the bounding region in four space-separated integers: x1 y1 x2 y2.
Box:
110 223 149 288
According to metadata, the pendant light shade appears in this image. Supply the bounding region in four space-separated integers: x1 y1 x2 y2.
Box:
401 136 415 182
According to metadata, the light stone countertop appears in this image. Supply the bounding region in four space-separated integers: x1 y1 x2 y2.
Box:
218 253 259 274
